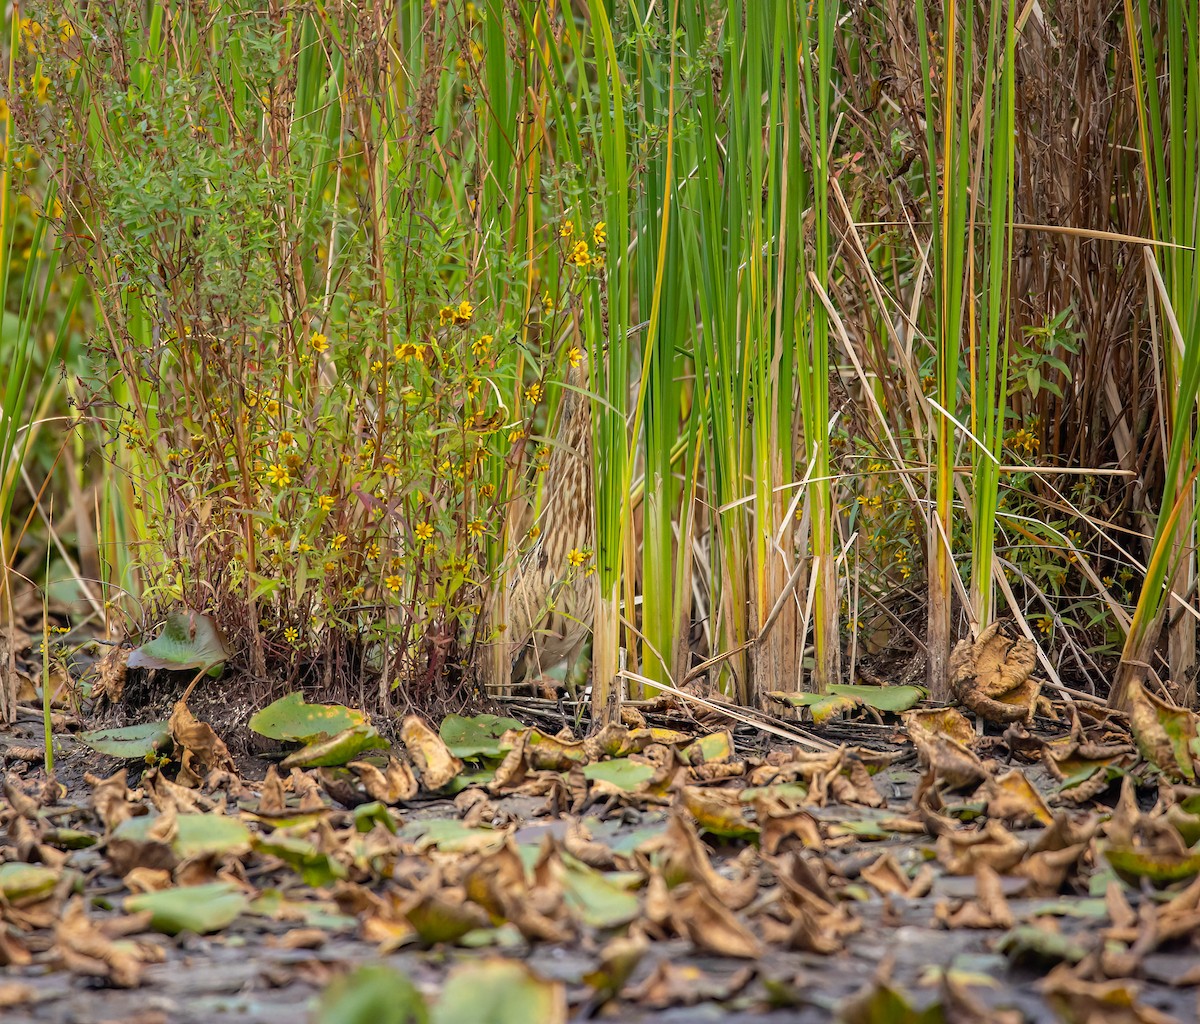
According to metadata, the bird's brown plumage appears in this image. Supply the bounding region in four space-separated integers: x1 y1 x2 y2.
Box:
506 353 596 683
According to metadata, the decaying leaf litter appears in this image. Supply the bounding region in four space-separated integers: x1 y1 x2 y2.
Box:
4 625 1200 1022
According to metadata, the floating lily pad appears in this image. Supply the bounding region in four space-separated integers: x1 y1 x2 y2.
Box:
315 965 429 1024
0 863 59 902
78 721 171 759
174 814 253 858
280 724 389 769
439 713 525 760
250 691 368 743
770 683 925 722
433 958 564 1024
255 835 348 887
125 881 248 934
1105 845 1200 886
127 611 229 674
561 859 640 929
581 758 655 791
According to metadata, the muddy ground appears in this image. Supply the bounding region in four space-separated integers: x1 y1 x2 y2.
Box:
3 694 1200 1024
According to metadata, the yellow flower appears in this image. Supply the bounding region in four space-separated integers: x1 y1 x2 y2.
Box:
1037 616 1053 636
560 221 574 239
385 575 402 592
415 522 435 542
567 240 591 266
266 463 290 487
367 541 381 559
567 548 587 568
332 533 347 550
317 495 335 512
528 524 541 541
371 359 384 373
298 543 312 553
311 332 329 353
467 379 482 399
525 381 543 404
284 626 300 644
439 305 455 326
467 519 485 538
279 431 295 446
592 221 606 246
542 291 555 312
567 346 582 368
472 334 492 358
265 399 280 417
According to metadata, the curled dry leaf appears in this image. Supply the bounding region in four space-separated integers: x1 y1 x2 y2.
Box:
169 701 235 783
949 621 1042 724
93 644 130 702
625 959 754 1010
54 899 162 989
671 885 762 959
400 715 463 791
985 769 1054 826
1128 680 1200 782
1040 963 1183 1024
936 819 1028 876
350 757 419 805
934 865 1015 929
87 770 141 832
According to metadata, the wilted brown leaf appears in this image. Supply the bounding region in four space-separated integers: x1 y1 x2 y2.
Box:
936 819 1028 875
935 865 1015 929
1041 963 1183 1024
350 757 418 804
169 701 234 783
950 622 1042 724
672 885 762 959
1128 681 1199 782
985 769 1054 826
54 900 162 988
626 959 754 1009
399 715 463 791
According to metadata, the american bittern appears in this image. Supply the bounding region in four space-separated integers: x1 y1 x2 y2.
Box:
505 352 596 687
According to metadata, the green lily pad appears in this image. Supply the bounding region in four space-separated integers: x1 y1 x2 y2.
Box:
78 721 170 759
255 834 348 887
280 724 389 769
433 959 564 1024
44 828 98 850
127 611 229 674
996 925 1088 967
439 714 525 760
315 965 429 1024
125 882 248 934
354 802 399 834
398 818 505 854
581 758 656 791
561 859 640 929
1105 845 1200 886
174 814 253 858
769 683 925 722
0 862 59 902
250 691 368 743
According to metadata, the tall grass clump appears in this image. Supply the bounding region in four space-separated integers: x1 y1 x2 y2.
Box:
1110 0 1200 710
0 12 84 720
36 1 592 711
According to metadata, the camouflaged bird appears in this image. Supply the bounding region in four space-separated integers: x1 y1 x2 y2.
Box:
506 351 596 687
